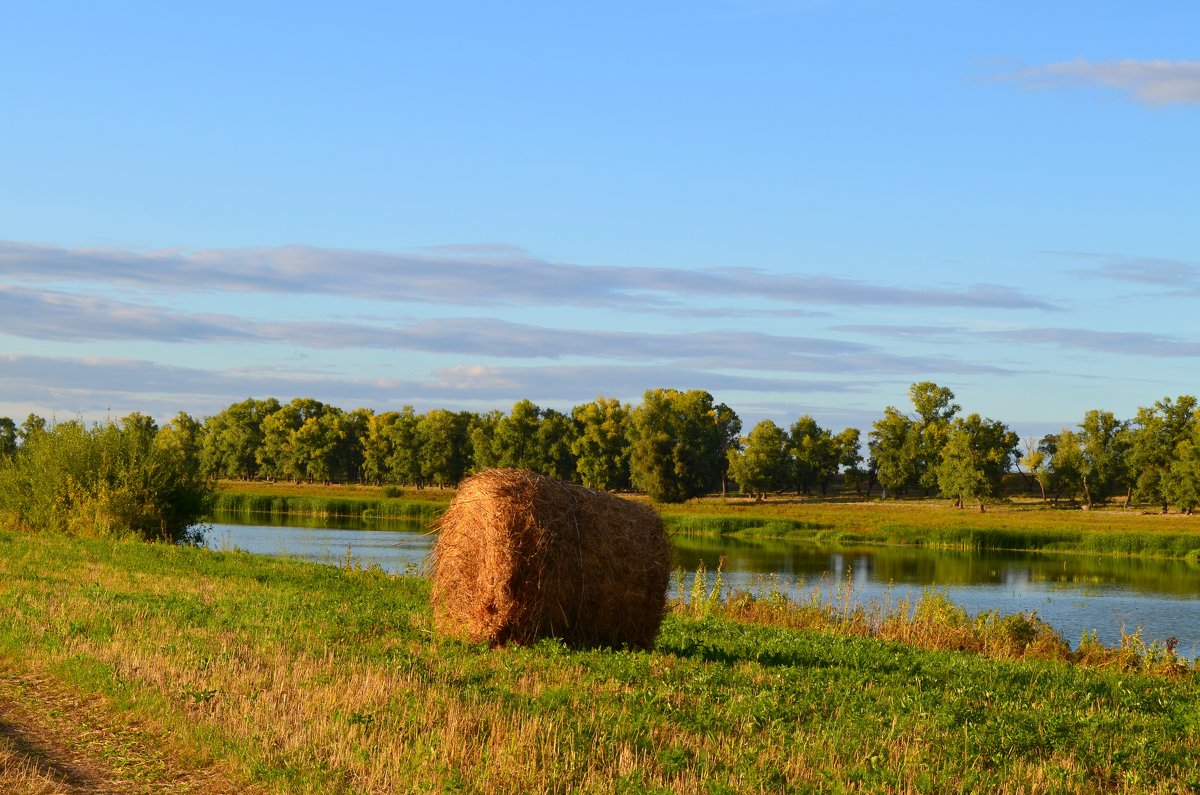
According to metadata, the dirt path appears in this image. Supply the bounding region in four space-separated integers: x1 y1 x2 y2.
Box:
0 663 255 795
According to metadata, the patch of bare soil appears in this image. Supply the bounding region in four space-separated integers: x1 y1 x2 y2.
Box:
0 663 255 795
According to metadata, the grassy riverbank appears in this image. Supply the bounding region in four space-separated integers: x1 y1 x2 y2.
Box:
663 498 1200 559
211 480 454 523
2 529 1199 793
212 481 1200 559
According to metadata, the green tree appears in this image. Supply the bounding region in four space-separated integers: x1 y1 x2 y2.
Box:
727 419 790 500
0 417 212 542
467 410 503 472
1017 437 1050 501
20 414 46 444
1128 395 1196 512
362 410 398 485
332 408 371 482
909 382 960 494
714 402 742 497
1076 409 1130 509
492 400 542 470
385 407 423 486
869 406 917 499
935 414 1019 512
1047 431 1085 505
0 417 17 459
833 427 864 495
571 396 632 491
155 412 205 476
628 388 725 503
200 397 279 480
291 407 355 484
418 410 471 487
257 398 327 481
1164 422 1200 514
534 409 578 481
789 415 836 495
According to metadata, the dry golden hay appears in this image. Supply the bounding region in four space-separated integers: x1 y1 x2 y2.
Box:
430 468 670 649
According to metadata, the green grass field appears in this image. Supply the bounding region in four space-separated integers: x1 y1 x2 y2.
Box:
2 528 1199 793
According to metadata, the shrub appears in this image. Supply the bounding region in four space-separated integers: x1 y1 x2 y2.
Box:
0 418 213 543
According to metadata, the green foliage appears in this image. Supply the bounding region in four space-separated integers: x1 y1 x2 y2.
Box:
0 416 214 542
533 408 578 482
869 405 918 497
726 419 790 498
629 388 731 503
571 396 633 490
491 399 543 470
936 413 1020 511
1077 409 1131 508
418 409 472 487
1165 424 1200 514
833 426 865 493
788 415 836 495
200 397 279 480
0 417 17 459
1130 396 1197 512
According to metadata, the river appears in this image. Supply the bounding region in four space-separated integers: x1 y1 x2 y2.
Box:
203 512 1200 655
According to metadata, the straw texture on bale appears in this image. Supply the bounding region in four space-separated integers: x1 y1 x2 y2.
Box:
431 468 670 649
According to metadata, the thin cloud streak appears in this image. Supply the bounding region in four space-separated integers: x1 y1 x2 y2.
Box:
0 353 856 417
982 328 1200 357
997 58 1200 106
0 239 1058 311
0 286 1014 376
1089 257 1200 289
839 321 1200 359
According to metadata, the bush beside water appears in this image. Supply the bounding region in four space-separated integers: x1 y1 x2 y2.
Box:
0 418 212 543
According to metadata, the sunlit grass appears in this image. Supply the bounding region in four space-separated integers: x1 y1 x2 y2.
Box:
3 530 1200 793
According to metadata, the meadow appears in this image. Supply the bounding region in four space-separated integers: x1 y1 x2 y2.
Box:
2 528 1199 794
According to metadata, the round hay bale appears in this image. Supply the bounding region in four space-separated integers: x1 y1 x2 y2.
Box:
430 468 670 649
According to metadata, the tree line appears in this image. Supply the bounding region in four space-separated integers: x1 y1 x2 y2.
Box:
2 384 1200 511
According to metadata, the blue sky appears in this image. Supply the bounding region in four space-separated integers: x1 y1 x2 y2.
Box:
2 0 1198 441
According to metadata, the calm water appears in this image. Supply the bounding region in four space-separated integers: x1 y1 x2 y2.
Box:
203 512 1200 654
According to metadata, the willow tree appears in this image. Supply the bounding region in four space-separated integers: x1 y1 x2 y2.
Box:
571 396 632 491
629 388 728 503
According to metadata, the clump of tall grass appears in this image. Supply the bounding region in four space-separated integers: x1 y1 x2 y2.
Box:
672 567 1192 671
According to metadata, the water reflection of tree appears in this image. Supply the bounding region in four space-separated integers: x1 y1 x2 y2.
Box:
668 536 1200 596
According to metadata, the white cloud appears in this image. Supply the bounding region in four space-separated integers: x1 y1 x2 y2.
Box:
1000 58 1200 107
0 239 1058 311
982 328 1200 357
